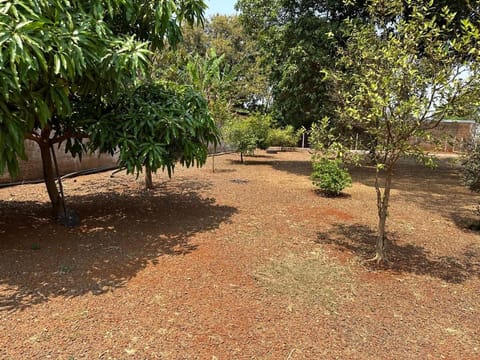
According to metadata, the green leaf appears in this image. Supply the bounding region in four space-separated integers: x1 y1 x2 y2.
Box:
54 54 61 74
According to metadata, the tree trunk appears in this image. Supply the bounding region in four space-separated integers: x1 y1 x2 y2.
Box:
374 167 393 262
145 168 154 189
376 203 388 261
240 151 244 164
38 132 65 219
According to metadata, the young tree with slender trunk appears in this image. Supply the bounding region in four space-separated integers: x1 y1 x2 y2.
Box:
331 0 480 262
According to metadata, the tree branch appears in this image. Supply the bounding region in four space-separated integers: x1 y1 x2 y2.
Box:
50 131 89 145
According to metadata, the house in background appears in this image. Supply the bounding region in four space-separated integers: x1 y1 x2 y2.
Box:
413 119 479 153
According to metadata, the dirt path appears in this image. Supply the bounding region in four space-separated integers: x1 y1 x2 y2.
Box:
1 151 479 359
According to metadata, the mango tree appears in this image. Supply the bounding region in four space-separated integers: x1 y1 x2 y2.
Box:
89 81 219 189
0 0 217 223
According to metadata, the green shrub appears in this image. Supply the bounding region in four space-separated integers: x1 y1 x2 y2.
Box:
248 113 272 149
312 158 352 196
223 113 272 162
266 126 297 147
462 144 480 193
462 144 480 230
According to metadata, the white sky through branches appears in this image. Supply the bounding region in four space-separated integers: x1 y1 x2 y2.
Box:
206 0 237 17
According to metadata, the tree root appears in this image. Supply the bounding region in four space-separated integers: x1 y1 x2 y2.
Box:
365 254 389 264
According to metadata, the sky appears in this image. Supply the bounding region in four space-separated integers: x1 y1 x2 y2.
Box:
205 0 237 17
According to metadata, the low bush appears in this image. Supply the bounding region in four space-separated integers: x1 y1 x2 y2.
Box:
312 158 352 196
266 126 297 147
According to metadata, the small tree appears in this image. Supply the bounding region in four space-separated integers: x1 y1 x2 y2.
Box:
331 1 480 262
89 81 219 183
224 113 271 163
223 119 257 163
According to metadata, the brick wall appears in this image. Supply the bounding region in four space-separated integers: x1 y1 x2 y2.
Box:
0 140 118 184
411 121 478 153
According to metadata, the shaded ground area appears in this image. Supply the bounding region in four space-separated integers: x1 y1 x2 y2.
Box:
0 151 479 359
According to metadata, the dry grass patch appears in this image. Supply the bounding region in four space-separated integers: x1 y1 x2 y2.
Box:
254 250 357 313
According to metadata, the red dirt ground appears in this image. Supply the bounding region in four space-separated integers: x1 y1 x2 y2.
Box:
0 150 479 359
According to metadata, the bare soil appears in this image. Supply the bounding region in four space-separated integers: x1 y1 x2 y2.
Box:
0 150 479 359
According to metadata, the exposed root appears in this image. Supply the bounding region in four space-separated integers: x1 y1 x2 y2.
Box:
365 254 389 265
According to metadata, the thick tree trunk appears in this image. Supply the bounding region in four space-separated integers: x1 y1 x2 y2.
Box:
38 133 65 219
36 129 79 226
374 167 393 262
145 168 154 189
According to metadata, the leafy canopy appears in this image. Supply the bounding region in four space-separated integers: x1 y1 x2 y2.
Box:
0 0 207 177
236 0 480 128
90 81 219 178
312 158 352 197
236 0 369 128
224 113 271 161
155 15 270 114
332 2 480 167
327 0 480 261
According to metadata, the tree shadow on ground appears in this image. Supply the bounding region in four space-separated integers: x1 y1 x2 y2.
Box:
269 160 312 177
228 159 276 167
211 168 237 174
313 189 352 199
257 155 478 232
225 152 275 163
0 184 237 312
348 159 480 230
316 223 480 284
348 158 461 195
